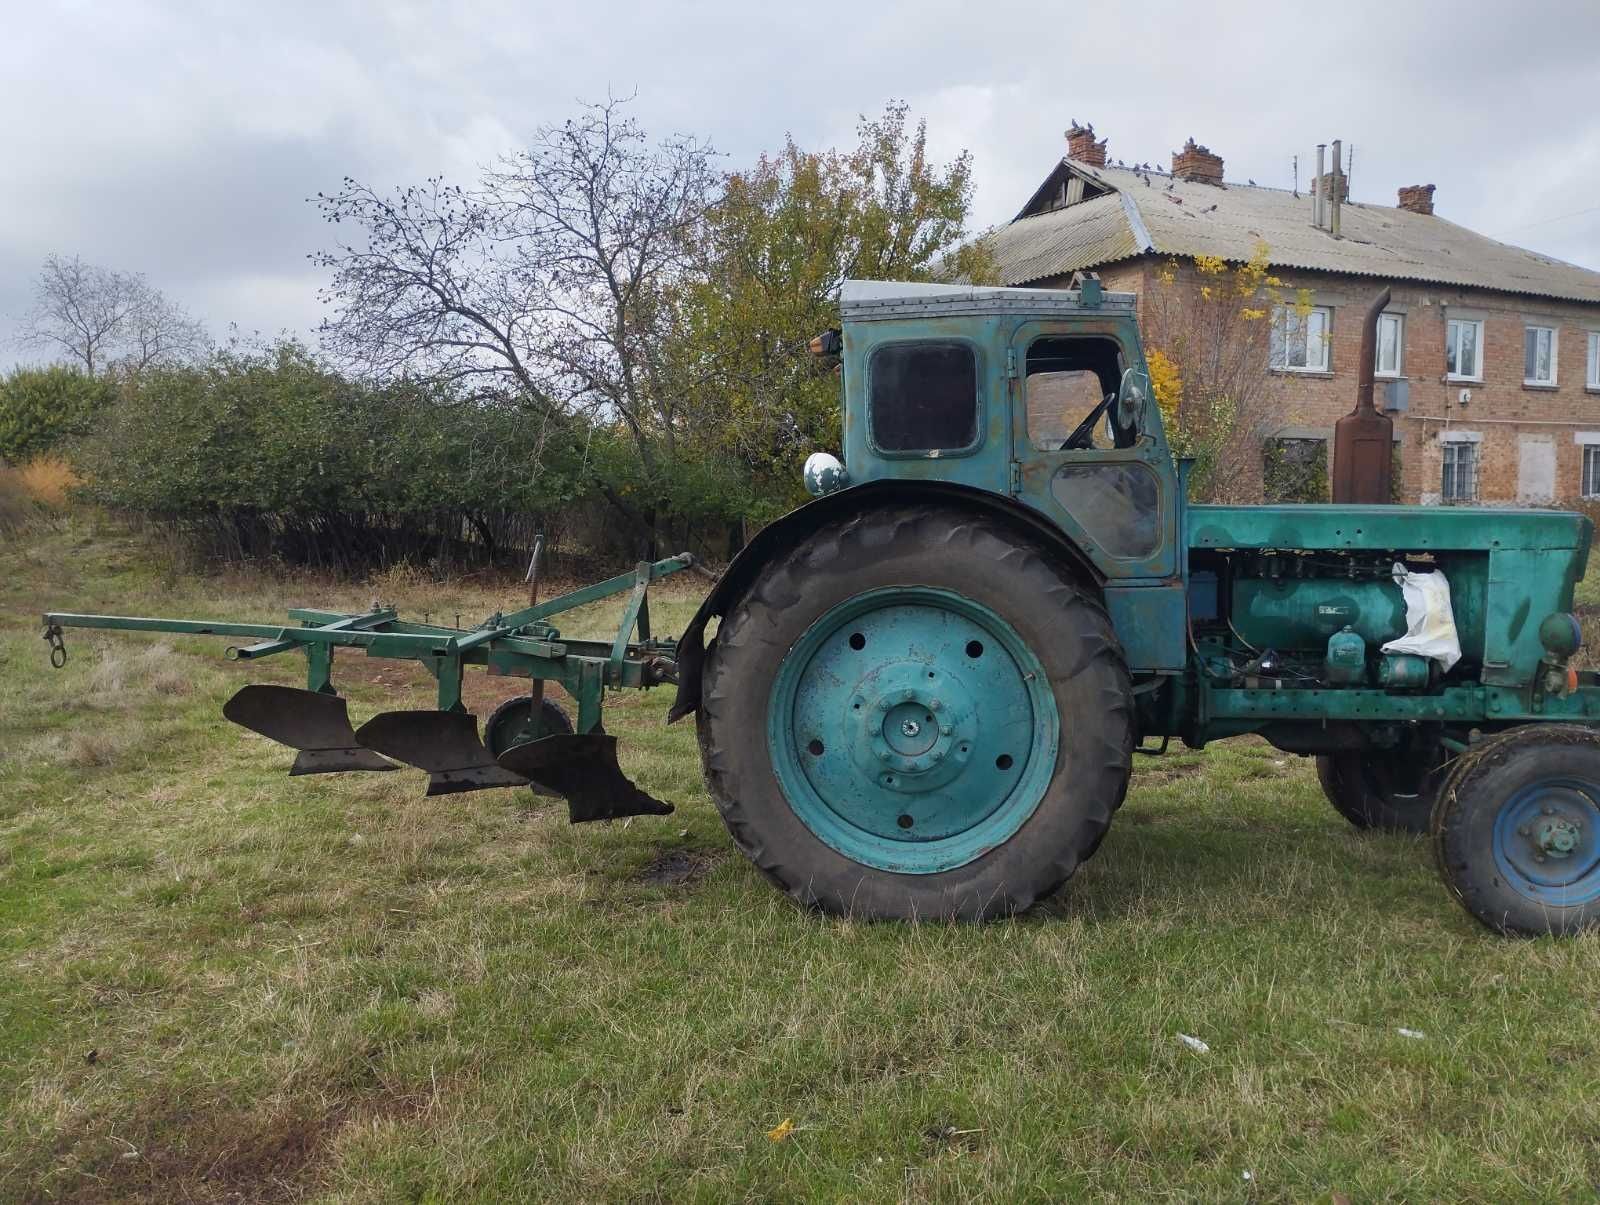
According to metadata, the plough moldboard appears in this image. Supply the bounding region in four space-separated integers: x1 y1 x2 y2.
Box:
41 553 695 823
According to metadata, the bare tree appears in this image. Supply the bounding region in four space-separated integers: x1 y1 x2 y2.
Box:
18 253 208 376
312 98 718 518
118 280 210 373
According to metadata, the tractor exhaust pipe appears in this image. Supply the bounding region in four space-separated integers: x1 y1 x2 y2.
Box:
1331 286 1394 504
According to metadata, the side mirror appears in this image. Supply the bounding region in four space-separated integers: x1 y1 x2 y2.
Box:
1116 368 1150 435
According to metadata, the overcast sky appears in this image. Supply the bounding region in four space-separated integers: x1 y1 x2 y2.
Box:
4 0 1598 369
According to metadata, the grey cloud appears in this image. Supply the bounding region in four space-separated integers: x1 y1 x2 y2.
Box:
4 0 1598 368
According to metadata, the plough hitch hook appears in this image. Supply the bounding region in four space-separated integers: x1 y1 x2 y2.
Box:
42 622 67 669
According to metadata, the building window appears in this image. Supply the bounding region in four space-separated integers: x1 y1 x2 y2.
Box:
1269 305 1332 372
1441 441 1478 503
1584 446 1600 499
1446 318 1483 381
1376 313 1403 377
1588 332 1599 390
1524 325 1558 386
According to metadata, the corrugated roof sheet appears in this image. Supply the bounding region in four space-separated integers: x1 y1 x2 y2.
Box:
988 160 1600 305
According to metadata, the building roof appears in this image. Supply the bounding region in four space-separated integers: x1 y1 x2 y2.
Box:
985 160 1600 305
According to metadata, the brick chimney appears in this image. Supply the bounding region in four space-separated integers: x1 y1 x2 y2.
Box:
1066 121 1107 167
1398 183 1436 215
1171 137 1223 185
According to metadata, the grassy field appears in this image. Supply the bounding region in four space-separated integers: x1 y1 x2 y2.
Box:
5 516 1600 1203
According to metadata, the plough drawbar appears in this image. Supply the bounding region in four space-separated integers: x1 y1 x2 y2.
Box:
42 553 694 823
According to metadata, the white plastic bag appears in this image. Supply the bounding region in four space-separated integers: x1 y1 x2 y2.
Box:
1380 562 1462 671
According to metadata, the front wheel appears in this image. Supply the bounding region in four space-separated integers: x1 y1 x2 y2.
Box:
1316 744 1451 834
698 505 1133 921
1432 725 1600 935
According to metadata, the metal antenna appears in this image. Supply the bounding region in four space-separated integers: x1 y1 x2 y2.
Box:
1292 153 1298 197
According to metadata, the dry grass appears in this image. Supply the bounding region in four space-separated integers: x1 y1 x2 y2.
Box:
5 515 1600 1202
15 454 82 508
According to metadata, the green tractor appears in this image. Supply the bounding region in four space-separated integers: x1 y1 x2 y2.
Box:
44 278 1600 935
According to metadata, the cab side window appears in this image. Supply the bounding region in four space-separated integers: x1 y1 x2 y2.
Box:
1024 336 1127 451
869 342 978 453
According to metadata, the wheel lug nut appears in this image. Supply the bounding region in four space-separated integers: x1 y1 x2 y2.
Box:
1536 853 1548 862
878 698 892 712
1519 826 1531 837
940 724 953 736
1544 806 1555 815
877 749 890 762
930 699 943 712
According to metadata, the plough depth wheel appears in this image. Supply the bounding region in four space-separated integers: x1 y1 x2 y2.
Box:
698 505 1134 921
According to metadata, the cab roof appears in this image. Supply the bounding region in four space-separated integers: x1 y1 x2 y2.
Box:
840 277 1137 322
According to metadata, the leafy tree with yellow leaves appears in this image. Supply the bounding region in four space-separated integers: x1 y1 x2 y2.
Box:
1144 242 1310 502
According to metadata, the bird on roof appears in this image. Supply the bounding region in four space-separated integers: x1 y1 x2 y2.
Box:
1203 203 1218 212
1115 158 1124 167
1166 181 1175 191
1248 178 1256 186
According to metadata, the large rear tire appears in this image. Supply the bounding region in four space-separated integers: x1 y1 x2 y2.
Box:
697 505 1133 921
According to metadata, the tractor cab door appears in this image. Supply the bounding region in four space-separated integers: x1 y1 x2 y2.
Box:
1007 321 1178 581
1007 321 1185 669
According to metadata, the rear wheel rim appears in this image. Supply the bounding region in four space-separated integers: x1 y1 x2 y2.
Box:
1490 776 1600 905
767 586 1059 874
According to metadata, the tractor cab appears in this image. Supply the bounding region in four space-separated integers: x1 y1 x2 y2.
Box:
806 277 1188 672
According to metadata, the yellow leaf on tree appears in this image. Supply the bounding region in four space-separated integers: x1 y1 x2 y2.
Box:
766 1118 796 1143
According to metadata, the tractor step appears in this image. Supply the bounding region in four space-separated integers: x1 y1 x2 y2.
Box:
354 710 530 796
223 685 399 775
497 733 674 823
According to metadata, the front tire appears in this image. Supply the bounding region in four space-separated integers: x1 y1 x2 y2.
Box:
1316 744 1451 834
1432 725 1600 935
698 505 1133 921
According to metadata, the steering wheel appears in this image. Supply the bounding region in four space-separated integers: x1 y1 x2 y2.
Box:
1061 392 1117 451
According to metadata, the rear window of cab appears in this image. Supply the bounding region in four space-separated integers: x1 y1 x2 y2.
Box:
868 341 979 453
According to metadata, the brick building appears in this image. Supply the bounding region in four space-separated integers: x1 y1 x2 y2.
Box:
984 123 1600 505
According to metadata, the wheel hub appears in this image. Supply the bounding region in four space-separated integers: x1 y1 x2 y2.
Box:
1535 815 1581 858
1493 778 1600 901
854 665 976 790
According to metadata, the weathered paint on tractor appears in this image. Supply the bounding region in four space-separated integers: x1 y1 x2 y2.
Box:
798 279 1600 752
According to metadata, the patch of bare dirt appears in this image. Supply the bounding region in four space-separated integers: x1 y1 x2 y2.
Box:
635 849 715 888
33 1088 429 1205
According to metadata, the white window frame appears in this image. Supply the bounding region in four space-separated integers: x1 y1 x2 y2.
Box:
1587 331 1599 390
1583 444 1600 499
1440 437 1479 503
1524 324 1559 386
1375 312 1403 378
1270 305 1333 373
1446 318 1484 382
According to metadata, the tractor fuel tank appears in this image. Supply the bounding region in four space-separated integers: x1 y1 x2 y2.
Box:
1232 577 1407 651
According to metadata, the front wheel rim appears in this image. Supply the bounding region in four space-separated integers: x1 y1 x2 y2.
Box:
767 586 1059 875
1491 777 1600 905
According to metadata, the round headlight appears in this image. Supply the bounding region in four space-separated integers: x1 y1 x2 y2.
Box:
803 451 848 497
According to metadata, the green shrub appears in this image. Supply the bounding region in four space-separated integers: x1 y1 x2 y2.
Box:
0 365 116 464
74 340 597 570
0 467 31 533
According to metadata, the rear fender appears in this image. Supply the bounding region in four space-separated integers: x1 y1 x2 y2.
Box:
667 480 1102 722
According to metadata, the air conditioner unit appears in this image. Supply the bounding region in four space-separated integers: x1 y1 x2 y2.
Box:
1383 378 1410 413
